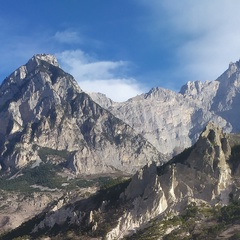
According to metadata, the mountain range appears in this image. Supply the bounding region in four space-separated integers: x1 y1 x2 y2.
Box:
1 54 240 239
90 60 240 156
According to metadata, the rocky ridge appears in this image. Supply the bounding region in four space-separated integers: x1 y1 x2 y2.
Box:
106 122 234 239
90 61 240 156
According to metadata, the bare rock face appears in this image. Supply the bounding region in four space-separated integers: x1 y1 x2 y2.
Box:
90 87 228 156
104 123 234 239
90 61 240 156
0 54 166 174
106 162 168 239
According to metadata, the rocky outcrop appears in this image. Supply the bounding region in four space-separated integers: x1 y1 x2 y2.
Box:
106 162 168 239
0 54 166 174
103 123 234 239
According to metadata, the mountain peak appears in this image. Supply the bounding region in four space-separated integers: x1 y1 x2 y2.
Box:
32 54 60 67
228 60 240 73
217 59 240 82
0 53 165 174
186 122 231 176
24 54 60 74
144 87 177 99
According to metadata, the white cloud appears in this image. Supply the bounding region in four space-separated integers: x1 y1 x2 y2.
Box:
138 0 240 81
80 78 144 102
56 50 146 102
54 30 82 44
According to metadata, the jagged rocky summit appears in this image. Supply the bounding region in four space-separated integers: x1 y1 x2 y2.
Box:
0 54 166 175
4 122 240 239
90 60 240 156
105 122 234 238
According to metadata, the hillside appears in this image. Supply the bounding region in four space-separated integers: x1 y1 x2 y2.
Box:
2 123 240 239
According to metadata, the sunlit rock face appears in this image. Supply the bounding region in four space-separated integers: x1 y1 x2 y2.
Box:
104 123 234 239
90 61 240 156
0 54 166 174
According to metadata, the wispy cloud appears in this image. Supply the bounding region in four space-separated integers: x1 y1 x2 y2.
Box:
138 0 240 81
53 30 83 44
56 50 146 102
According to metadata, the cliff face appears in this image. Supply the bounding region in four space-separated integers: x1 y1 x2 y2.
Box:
105 123 233 239
0 54 166 174
90 61 240 156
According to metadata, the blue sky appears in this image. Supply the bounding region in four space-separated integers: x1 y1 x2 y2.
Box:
1 0 240 101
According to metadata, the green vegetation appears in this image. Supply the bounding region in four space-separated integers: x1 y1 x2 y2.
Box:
0 163 130 194
230 233 240 240
125 201 240 240
0 142 131 194
0 163 66 192
0 145 78 192
66 176 130 192
220 200 240 223
36 145 71 163
3 177 240 240
98 176 130 190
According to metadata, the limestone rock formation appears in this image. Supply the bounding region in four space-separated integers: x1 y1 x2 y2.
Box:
90 60 240 156
103 123 235 239
0 54 166 174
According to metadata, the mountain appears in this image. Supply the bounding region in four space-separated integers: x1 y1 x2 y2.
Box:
0 54 166 175
2 55 240 239
89 61 240 156
3 122 240 239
